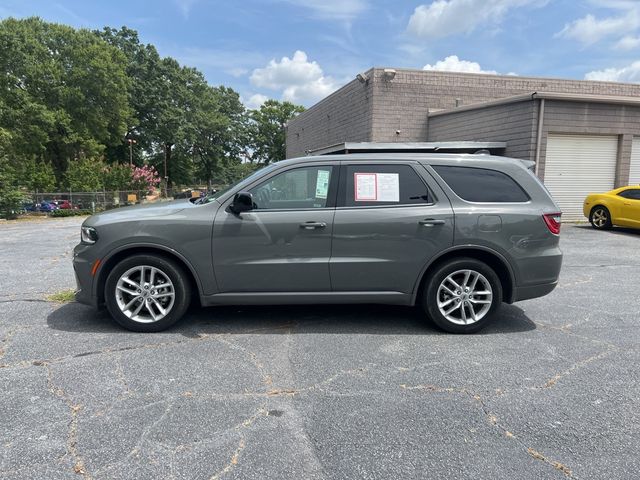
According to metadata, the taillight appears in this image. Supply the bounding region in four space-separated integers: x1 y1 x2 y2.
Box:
543 212 562 235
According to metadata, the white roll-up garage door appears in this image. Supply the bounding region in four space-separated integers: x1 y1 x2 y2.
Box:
630 137 640 186
544 134 618 220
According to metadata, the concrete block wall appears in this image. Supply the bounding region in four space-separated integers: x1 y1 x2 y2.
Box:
395 69 640 111
427 101 538 161
370 69 430 142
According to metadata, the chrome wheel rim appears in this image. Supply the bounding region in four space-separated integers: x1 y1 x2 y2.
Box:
592 209 607 228
437 269 493 325
115 265 175 323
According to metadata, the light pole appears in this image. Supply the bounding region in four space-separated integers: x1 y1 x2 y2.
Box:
127 138 137 166
164 143 169 198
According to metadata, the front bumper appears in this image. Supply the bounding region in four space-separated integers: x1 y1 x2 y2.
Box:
72 243 98 307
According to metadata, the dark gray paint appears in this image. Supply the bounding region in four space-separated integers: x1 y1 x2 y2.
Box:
73 153 562 310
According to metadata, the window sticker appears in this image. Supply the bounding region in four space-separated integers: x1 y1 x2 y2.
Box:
354 172 399 202
354 173 377 201
315 169 330 199
376 173 400 202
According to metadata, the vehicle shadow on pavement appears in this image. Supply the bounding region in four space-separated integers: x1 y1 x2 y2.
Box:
46 302 536 336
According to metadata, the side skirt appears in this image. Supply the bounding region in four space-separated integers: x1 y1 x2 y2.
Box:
200 291 412 307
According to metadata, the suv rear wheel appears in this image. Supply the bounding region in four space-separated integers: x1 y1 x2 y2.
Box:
105 254 191 332
423 258 502 333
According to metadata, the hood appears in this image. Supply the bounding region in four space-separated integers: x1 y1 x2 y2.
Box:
85 199 194 226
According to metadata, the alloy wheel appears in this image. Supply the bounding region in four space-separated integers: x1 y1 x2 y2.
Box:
592 208 608 228
436 269 493 325
115 265 175 323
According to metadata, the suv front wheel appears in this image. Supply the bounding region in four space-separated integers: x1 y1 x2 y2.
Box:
105 254 191 332
423 258 502 333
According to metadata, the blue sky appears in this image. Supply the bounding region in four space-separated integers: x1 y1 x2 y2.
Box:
2 0 640 108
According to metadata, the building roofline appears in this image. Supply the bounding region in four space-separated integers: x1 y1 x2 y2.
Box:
306 141 507 156
428 91 640 117
370 67 640 88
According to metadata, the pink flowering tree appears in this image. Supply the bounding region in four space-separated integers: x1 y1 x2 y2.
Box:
130 165 161 194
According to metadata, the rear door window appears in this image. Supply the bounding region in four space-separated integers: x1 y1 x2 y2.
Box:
433 165 529 203
340 164 432 207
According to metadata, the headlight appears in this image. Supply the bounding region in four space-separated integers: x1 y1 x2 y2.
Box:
81 226 98 244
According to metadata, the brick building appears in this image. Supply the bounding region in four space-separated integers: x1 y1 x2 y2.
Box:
286 68 640 218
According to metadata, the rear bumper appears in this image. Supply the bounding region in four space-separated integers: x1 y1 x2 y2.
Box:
513 280 558 302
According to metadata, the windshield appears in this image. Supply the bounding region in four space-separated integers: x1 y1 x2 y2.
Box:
192 163 278 205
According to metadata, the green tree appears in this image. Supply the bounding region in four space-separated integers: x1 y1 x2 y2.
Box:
185 86 249 188
15 157 57 192
65 157 105 191
0 17 131 184
0 159 25 219
103 163 133 191
249 100 305 164
96 26 164 164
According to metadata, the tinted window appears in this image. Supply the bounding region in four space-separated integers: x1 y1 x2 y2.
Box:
342 164 431 207
618 189 640 200
249 166 334 210
433 166 529 203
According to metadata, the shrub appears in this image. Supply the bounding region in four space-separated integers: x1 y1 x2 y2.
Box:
131 165 161 194
0 187 25 219
51 208 93 217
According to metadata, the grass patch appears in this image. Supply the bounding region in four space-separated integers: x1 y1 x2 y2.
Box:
46 289 76 303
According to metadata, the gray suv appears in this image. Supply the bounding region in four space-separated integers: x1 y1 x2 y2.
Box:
73 153 562 333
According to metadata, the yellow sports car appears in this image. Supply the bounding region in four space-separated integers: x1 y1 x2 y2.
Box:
583 186 640 230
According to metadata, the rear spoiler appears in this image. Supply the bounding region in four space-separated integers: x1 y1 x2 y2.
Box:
520 159 536 171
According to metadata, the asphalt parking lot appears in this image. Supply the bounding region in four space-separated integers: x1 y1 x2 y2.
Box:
0 217 638 479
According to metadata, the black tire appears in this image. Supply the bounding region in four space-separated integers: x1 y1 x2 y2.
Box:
422 258 502 334
104 254 191 332
589 206 612 230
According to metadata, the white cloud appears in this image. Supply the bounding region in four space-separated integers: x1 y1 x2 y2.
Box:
250 50 339 105
245 94 270 110
556 10 640 44
615 35 640 50
585 61 640 82
279 0 368 20
174 0 199 18
423 55 498 75
407 0 546 38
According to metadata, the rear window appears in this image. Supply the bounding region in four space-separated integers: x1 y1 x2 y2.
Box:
433 166 529 203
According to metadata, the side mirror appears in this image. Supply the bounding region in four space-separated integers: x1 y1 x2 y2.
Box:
230 191 254 214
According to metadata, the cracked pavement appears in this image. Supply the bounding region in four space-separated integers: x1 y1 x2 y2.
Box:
0 217 638 479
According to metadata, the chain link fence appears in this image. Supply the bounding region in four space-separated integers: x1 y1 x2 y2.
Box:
22 187 213 215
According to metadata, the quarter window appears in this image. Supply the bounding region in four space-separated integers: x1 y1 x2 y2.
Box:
249 166 334 210
618 189 640 200
342 164 432 207
433 165 529 203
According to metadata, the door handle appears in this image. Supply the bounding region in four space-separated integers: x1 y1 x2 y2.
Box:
299 221 327 230
418 219 445 227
